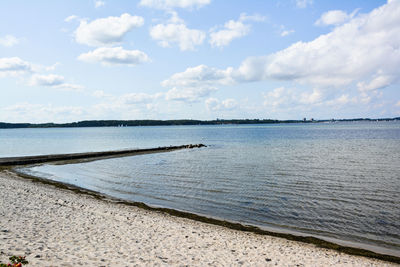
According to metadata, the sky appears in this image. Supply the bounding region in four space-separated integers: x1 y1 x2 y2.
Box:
0 0 399 123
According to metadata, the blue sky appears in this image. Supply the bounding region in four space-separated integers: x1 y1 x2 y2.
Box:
0 0 399 123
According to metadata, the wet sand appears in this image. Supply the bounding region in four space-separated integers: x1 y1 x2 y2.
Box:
0 170 397 266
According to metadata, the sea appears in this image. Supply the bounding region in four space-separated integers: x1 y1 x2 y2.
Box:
1 121 399 256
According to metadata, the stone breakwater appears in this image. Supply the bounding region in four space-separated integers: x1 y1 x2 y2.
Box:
0 144 207 167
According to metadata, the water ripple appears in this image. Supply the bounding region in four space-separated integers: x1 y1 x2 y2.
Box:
23 122 400 254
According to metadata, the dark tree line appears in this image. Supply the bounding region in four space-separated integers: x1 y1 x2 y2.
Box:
0 118 399 129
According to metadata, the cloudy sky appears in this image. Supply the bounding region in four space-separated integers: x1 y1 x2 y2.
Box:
1 0 399 123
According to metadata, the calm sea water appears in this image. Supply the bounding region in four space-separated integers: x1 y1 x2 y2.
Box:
2 122 399 255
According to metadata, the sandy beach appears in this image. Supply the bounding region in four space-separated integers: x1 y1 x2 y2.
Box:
0 170 397 267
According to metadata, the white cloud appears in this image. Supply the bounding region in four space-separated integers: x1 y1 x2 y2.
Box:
299 89 323 104
150 13 205 51
205 97 219 110
54 83 85 92
29 74 64 86
145 103 158 112
162 65 235 102
263 87 293 110
161 65 233 100
325 94 358 106
209 20 249 47
396 100 400 107
2 103 85 123
92 90 112 98
78 47 150 66
209 14 264 47
296 0 313 9
263 87 325 111
92 99 165 120
0 58 64 81
45 62 61 71
165 86 216 102
239 13 266 22
89 92 164 119
206 97 238 111
335 94 351 105
0 57 31 72
0 57 32 77
139 0 211 10
29 74 85 91
280 29 294 37
278 25 295 37
64 15 79 23
221 99 238 110
75 13 144 47
162 64 234 88
357 73 395 92
0 35 19 47
2 92 164 123
262 86 366 115
358 91 372 104
121 92 162 104
92 90 162 105
235 0 400 88
167 11 185 24
95 1 105 8
315 9 358 26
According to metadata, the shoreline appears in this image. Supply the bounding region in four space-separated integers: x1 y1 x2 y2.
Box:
1 118 399 130
1 169 399 266
13 167 400 260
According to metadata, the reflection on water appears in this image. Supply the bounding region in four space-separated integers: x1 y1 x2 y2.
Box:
15 122 400 255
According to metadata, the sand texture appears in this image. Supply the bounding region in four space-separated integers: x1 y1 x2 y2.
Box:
0 170 397 266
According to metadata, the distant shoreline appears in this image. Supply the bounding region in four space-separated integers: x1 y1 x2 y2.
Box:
1 117 399 129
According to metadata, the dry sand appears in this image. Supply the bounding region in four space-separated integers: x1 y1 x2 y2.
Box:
0 170 397 266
